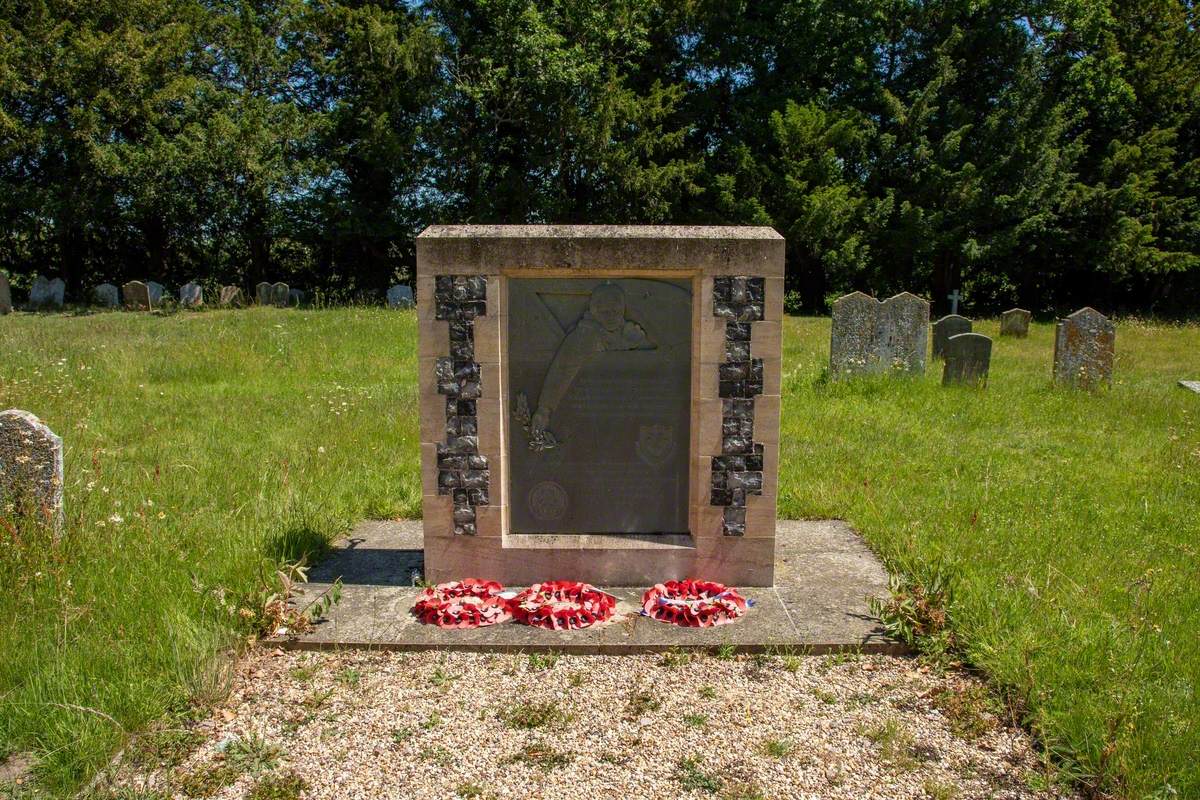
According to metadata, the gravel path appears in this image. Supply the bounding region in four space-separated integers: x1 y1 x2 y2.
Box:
110 649 1075 800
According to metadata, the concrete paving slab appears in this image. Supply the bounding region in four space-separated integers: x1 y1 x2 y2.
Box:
273 519 902 654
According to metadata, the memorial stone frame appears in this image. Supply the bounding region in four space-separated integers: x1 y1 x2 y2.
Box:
416 225 784 586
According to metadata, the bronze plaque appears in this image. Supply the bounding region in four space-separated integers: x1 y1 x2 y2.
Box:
508 277 692 533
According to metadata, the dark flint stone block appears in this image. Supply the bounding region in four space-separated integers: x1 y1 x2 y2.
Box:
745 453 764 471
730 489 746 507
449 320 473 343
751 358 764 382
727 321 752 341
722 417 740 436
442 435 478 454
445 416 478 437
450 339 474 360
711 456 729 472
729 471 763 492
713 300 738 319
452 488 469 506
462 469 489 489
437 453 467 470
435 276 454 299
719 361 750 382
730 277 750 305
723 398 754 419
435 357 454 384
719 381 736 398
710 488 732 506
453 301 486 320
467 453 488 470
727 455 746 471
453 503 476 525
723 434 752 454
454 361 480 382
713 276 732 305
747 277 765 303
464 276 487 301
435 301 454 320
438 470 460 492
454 522 476 536
457 400 477 416
457 380 482 400
711 470 728 490
723 506 746 536
467 487 489 506
748 379 764 396
450 277 470 301
741 303 764 322
726 341 751 362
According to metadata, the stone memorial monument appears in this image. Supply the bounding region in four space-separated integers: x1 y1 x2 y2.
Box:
388 284 415 308
256 282 272 305
0 273 11 315
93 284 120 308
180 282 203 307
0 410 63 531
932 314 972 359
1054 307 1115 389
147 281 165 306
270 282 289 307
219 286 245 307
29 276 65 309
123 280 152 310
417 225 784 586
830 291 929 376
942 332 992 387
1000 308 1031 337
288 288 304 307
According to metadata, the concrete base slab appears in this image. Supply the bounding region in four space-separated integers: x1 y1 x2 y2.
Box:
271 519 902 654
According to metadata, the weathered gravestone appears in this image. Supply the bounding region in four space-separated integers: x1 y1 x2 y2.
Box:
92 284 120 308
29 276 65 309
270 282 289 308
932 314 972 359
287 288 304 307
1000 308 1031 337
179 282 203 308
255 282 272 305
830 292 929 376
1053 307 1115 389
0 273 11 315
123 280 152 310
219 286 245 307
942 333 992 387
416 225 784 586
387 284 415 308
147 281 165 306
0 410 63 531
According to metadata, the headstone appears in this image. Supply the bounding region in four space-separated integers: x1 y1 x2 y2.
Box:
0 409 64 531
1179 380 1200 394
932 314 972 359
830 291 880 376
179 282 203 308
1000 308 1031 337
1053 307 1115 389
287 288 304 307
270 282 289 308
147 281 165 306
218 286 245 307
947 289 961 314
942 332 992 387
0 273 11 315
874 292 929 374
122 280 152 310
255 282 272 305
387 284 415 309
29 276 64 309
92 284 120 308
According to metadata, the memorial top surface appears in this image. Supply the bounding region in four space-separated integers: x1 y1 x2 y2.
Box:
416 225 784 275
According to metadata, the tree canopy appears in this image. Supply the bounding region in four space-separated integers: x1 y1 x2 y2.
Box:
2 0 1197 314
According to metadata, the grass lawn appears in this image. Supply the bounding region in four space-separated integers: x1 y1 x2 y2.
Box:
0 308 1197 798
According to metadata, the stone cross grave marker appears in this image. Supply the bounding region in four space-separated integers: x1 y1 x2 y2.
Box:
93 284 119 308
270 282 289 307
388 284 415 308
255 282 271 305
947 289 961 314
1000 308 1031 337
932 314 972 359
1053 307 1115 389
122 280 152 310
0 273 11 315
179 282 203 308
147 281 165 306
942 332 992 387
219 286 245 307
0 409 63 532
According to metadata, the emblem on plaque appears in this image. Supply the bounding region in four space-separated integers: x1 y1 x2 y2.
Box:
635 423 675 467
528 480 568 522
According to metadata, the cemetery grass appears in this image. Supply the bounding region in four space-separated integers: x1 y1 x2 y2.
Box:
0 310 1195 798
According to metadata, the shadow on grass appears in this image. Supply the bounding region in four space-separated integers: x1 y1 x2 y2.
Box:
264 524 331 567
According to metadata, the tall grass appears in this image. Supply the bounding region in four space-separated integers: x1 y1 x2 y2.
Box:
0 309 1196 797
